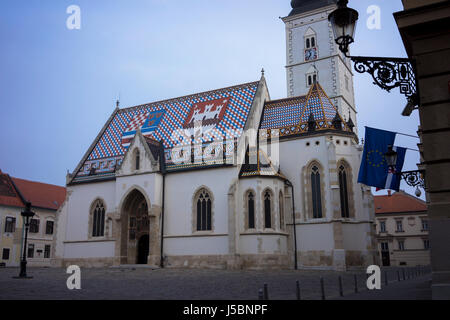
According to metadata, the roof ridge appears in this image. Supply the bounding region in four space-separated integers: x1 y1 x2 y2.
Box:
11 176 65 188
118 80 260 112
298 83 316 124
265 95 307 106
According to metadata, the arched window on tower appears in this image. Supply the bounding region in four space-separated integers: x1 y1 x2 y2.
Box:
92 200 105 237
264 191 272 229
311 166 323 219
248 191 255 229
195 189 212 231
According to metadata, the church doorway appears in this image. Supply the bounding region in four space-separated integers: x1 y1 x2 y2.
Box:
137 235 150 265
120 189 150 265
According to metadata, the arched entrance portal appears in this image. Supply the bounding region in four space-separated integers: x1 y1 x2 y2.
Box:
120 189 150 264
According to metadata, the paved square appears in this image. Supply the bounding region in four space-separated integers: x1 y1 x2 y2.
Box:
0 267 430 300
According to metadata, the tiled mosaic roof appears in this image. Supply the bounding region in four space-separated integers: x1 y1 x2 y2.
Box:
240 149 285 179
260 82 351 138
72 81 260 181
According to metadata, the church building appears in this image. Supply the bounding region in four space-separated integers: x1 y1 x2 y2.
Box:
53 0 378 270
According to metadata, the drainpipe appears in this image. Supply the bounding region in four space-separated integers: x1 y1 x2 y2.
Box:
159 142 166 268
284 179 298 270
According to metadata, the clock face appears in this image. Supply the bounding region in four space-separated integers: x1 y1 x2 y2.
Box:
305 48 318 61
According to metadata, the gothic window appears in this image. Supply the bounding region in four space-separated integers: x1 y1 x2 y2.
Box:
264 191 272 229
248 191 255 229
279 192 284 230
339 165 350 218
305 28 317 49
195 189 212 231
135 149 140 171
92 200 105 237
311 166 323 219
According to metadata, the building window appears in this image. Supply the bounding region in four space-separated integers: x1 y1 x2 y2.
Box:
396 220 404 232
279 192 284 230
338 165 350 218
311 166 323 219
305 35 316 49
196 189 212 231
398 240 405 251
422 219 428 231
248 192 255 229
92 200 105 237
44 245 51 258
423 239 430 250
2 248 10 260
46 221 54 235
29 219 40 233
381 242 389 252
307 73 318 87
4 217 15 233
135 149 140 171
264 191 272 229
380 221 386 233
27 244 35 258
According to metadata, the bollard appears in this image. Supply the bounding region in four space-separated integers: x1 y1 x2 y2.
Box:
258 288 264 300
385 271 388 286
320 277 325 300
296 280 301 300
402 269 406 281
397 270 401 282
338 276 344 297
354 275 358 293
264 283 269 300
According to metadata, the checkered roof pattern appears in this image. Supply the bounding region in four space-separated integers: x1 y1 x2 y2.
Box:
82 81 259 165
260 83 340 129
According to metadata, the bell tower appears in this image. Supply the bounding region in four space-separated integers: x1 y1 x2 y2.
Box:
282 0 357 127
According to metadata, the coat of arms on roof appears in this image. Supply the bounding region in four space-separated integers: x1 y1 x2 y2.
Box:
183 98 230 137
122 110 165 148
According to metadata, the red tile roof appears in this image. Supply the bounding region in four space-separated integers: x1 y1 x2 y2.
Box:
11 177 66 211
374 191 427 214
0 172 25 208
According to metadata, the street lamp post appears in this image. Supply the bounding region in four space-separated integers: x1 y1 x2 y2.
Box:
328 0 419 108
329 0 425 191
14 202 35 279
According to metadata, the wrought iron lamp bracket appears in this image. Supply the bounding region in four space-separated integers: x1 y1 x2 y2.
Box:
398 170 425 189
347 55 418 104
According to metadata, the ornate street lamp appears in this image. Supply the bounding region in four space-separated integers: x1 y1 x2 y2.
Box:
330 0 424 192
384 146 425 196
14 202 35 279
329 0 419 108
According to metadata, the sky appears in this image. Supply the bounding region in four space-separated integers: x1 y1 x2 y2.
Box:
0 0 422 197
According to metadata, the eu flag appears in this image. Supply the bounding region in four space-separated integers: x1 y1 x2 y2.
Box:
358 127 397 189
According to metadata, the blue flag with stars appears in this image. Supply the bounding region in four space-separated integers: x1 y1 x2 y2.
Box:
358 127 397 189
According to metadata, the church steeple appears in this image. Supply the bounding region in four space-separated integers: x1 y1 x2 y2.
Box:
289 0 337 17
282 0 357 133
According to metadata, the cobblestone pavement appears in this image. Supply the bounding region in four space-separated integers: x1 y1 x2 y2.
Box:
0 266 431 300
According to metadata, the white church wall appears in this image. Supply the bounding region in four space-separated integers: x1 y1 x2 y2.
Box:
163 167 237 251
64 241 115 259
65 181 116 242
296 223 335 251
164 236 228 256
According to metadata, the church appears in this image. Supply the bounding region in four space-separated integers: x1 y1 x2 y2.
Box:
53 0 378 270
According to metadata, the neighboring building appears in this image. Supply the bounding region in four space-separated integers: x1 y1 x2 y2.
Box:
374 191 430 267
53 0 377 270
394 0 450 299
0 169 66 267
